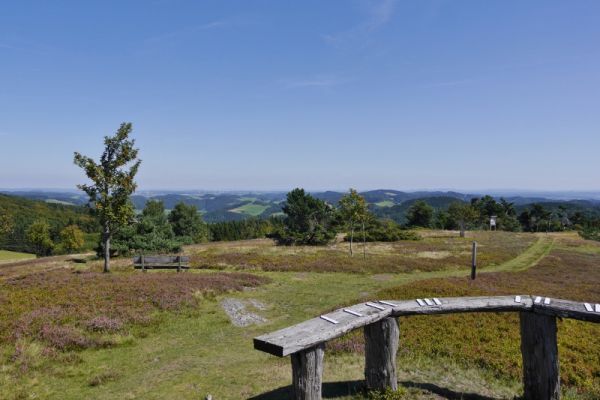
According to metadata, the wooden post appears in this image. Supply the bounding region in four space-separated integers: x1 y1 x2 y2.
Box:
520 312 560 400
141 254 146 272
364 317 399 391
471 241 477 280
291 344 325 400
177 255 182 273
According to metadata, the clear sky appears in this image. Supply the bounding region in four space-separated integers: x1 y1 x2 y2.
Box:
1 0 599 191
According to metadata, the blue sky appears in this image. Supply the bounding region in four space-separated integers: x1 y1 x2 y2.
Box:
1 0 599 191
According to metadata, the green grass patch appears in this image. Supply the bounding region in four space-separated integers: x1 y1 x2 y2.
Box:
0 250 36 263
229 203 269 216
374 200 394 207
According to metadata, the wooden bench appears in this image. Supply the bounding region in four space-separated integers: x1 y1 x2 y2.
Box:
133 255 190 272
254 295 600 400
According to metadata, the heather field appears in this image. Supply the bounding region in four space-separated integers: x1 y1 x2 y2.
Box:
0 230 598 399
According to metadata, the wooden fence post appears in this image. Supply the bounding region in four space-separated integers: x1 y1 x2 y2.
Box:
291 343 325 400
520 312 560 400
364 317 399 391
141 254 146 272
471 241 477 280
177 255 182 273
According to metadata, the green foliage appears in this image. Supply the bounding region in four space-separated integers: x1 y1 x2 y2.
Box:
447 201 479 235
74 122 141 272
343 219 421 242
110 200 181 256
578 227 600 241
26 220 54 256
338 188 369 255
0 194 96 254
406 200 434 228
168 202 210 243
366 387 408 400
210 218 280 241
273 188 337 245
58 225 85 253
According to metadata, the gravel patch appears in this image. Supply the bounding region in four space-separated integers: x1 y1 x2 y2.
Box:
220 298 266 327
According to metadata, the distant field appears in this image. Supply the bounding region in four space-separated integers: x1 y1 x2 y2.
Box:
0 250 35 263
374 200 395 207
229 202 269 216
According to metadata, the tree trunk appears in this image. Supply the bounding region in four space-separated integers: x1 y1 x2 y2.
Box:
291 344 325 400
520 312 560 400
103 224 110 273
364 317 399 391
362 220 366 260
349 223 354 256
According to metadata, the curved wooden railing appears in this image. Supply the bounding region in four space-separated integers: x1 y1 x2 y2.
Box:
254 295 600 400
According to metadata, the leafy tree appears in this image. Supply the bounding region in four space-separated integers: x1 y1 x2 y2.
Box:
447 202 479 237
274 188 336 245
406 200 434 228
338 189 368 256
168 202 210 243
0 213 13 236
59 225 85 253
110 200 182 255
74 122 141 272
343 219 421 242
26 220 54 256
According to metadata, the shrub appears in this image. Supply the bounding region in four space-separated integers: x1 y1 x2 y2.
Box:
344 220 421 242
86 316 123 332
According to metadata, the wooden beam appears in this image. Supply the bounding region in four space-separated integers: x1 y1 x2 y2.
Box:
520 312 560 400
364 317 399 391
291 344 324 400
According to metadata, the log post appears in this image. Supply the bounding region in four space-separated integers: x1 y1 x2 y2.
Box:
177 255 182 273
471 241 477 280
520 312 560 400
364 317 399 391
291 343 325 400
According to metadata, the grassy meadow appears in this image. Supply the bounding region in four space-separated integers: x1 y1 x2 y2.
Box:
0 251 35 264
0 230 598 399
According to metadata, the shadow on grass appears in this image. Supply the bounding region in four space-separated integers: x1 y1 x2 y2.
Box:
400 381 504 400
249 380 504 399
247 380 363 399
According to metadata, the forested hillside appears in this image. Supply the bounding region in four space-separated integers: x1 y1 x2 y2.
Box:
0 194 98 253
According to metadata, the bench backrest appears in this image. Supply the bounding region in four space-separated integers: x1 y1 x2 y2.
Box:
132 255 190 265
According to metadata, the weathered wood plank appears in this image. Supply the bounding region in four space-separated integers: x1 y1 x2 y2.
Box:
133 265 190 269
291 344 324 400
364 317 399 391
520 312 560 400
388 295 534 317
254 302 393 357
531 296 600 323
132 255 189 264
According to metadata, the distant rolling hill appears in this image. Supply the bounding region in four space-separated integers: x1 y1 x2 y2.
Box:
3 189 600 223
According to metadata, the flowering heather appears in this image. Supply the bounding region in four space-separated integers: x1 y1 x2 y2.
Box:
1 269 269 351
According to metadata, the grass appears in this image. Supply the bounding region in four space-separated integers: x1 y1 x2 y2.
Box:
230 203 269 216
0 250 35 264
0 230 598 399
188 231 537 274
374 200 395 208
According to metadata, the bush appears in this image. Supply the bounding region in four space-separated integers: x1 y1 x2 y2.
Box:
344 220 421 242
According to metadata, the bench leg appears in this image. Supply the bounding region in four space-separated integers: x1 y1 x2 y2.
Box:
291 343 324 400
520 312 560 400
364 317 399 391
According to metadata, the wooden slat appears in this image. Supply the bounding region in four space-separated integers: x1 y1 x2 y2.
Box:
133 265 190 269
132 255 189 264
532 297 600 323
254 302 393 357
388 295 533 317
